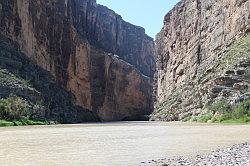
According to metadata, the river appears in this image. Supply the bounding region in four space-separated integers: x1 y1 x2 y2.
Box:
0 122 249 166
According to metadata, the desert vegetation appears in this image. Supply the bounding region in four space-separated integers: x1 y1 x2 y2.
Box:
0 95 48 127
185 99 250 124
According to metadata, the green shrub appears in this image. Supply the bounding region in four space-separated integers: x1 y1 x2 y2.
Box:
208 100 231 114
13 120 23 126
211 113 232 123
196 113 213 123
19 118 48 125
209 99 250 123
190 116 198 122
182 116 192 122
0 96 49 127
190 113 213 123
29 101 47 120
0 96 30 120
0 120 14 127
232 100 250 119
220 116 250 124
0 119 48 127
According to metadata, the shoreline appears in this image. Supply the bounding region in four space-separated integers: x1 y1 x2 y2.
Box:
0 120 249 128
0 119 52 127
141 143 250 166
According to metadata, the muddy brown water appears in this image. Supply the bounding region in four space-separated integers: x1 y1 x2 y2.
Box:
0 122 249 166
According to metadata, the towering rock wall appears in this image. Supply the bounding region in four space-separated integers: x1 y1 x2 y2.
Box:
0 0 155 121
152 0 250 121
0 35 98 123
72 0 155 78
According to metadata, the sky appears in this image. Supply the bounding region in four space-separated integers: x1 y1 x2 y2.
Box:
97 0 180 38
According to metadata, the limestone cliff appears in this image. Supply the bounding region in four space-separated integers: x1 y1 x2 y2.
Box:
152 0 250 121
0 35 98 123
0 0 155 121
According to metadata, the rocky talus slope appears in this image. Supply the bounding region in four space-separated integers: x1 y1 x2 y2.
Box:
152 0 250 121
0 0 155 121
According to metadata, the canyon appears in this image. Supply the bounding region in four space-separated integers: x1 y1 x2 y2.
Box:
0 0 249 165
0 0 249 123
0 0 155 122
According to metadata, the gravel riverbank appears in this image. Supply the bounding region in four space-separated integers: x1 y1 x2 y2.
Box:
141 143 250 166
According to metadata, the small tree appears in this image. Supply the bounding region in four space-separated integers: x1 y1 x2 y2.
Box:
0 96 29 120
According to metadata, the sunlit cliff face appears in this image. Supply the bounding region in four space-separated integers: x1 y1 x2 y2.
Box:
152 0 250 121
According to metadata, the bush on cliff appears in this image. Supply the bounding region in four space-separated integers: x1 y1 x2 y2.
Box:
232 99 250 119
190 113 213 123
0 95 30 120
208 100 231 114
189 99 250 123
0 95 48 127
211 99 250 123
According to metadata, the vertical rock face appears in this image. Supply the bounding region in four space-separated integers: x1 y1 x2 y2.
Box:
0 0 155 121
72 0 155 78
153 0 250 121
90 50 153 121
0 35 98 123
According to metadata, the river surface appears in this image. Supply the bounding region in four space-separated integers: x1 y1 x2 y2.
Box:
0 122 249 166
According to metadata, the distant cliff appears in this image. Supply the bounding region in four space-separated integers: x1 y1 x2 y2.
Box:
0 0 155 121
152 0 250 121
